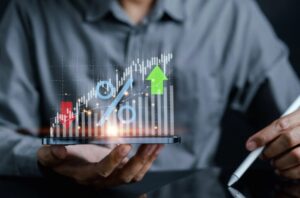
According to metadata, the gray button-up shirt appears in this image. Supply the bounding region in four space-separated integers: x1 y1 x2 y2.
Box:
0 0 299 176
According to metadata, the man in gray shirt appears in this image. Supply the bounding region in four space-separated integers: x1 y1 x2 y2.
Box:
1 0 300 188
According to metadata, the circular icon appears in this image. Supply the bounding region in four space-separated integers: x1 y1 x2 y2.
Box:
96 81 115 100
118 105 136 124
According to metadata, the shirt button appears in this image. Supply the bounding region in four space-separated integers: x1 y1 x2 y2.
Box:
131 26 144 35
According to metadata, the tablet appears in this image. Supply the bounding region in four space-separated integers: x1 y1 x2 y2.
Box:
42 136 181 145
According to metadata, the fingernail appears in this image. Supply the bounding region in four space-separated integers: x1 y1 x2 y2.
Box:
246 141 257 151
119 145 131 156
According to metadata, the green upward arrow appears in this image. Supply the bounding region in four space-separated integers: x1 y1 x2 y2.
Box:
146 65 168 95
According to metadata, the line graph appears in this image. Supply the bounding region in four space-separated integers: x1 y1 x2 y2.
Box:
43 53 180 144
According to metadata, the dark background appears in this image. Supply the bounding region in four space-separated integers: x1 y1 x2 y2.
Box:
216 0 300 170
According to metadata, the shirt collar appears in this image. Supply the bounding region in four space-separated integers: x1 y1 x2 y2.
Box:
163 0 185 22
83 0 185 23
84 0 113 21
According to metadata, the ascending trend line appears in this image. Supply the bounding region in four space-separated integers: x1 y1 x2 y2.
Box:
97 78 134 126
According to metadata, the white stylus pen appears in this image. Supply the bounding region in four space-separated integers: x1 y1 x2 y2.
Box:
228 95 300 186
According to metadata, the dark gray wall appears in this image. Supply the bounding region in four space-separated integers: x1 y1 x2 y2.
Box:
257 0 300 75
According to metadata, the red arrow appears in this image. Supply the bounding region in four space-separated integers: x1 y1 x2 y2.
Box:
58 101 75 128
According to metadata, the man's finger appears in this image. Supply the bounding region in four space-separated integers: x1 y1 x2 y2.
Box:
94 144 131 178
52 145 131 186
263 126 300 159
133 144 164 182
246 110 300 151
117 157 129 169
282 184 300 197
37 145 67 167
116 144 158 183
276 164 300 179
273 147 300 171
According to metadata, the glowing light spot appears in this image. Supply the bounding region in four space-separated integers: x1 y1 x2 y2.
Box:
106 125 119 136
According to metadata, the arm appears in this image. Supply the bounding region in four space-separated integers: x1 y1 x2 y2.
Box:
228 0 300 179
0 2 164 186
230 1 300 117
0 1 42 176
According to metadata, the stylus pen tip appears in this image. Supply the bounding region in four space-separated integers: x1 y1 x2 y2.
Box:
227 174 239 187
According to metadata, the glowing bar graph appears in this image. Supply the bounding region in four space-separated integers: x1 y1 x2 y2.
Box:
50 85 174 138
49 53 176 139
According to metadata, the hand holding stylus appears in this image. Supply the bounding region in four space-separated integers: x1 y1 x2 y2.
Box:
246 108 300 179
229 96 300 186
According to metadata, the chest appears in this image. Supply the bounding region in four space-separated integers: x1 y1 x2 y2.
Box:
35 20 235 131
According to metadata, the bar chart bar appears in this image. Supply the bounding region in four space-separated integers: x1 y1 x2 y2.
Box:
88 112 92 137
99 110 105 137
112 109 117 136
113 112 117 136
55 124 60 137
62 119 67 137
50 127 54 137
94 112 98 137
170 85 175 136
157 94 162 136
81 112 85 137
75 112 79 137
132 100 136 136
125 102 130 136
138 97 143 136
69 121 73 137
145 95 149 136
99 111 102 137
151 95 155 136
163 86 168 136
119 108 123 137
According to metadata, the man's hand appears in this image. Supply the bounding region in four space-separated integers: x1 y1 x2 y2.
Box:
37 144 163 189
246 109 300 179
275 182 300 198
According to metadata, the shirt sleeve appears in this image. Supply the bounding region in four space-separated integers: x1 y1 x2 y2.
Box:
0 1 42 176
230 0 300 115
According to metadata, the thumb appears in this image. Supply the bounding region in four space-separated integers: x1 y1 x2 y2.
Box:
38 145 67 167
50 145 67 160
